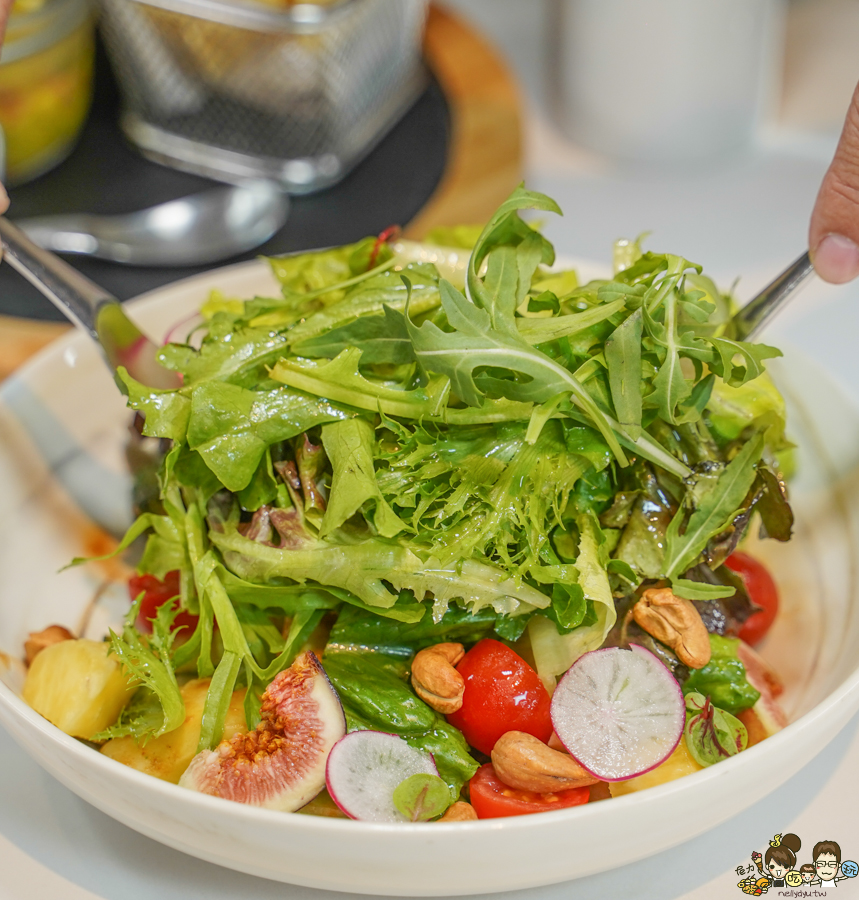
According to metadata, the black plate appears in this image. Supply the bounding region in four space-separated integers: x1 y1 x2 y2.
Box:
2 40 450 321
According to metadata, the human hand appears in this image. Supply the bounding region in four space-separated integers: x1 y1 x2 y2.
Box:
809 81 859 283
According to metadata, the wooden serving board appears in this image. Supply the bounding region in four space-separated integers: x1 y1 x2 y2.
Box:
0 3 522 382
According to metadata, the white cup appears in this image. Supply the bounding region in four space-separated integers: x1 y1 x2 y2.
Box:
548 0 785 163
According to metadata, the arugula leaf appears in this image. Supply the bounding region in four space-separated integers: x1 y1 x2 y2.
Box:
647 292 692 424
285 264 439 347
407 277 630 466
663 433 764 593
709 337 782 388
272 349 449 419
605 308 643 439
270 348 535 425
466 184 560 326
516 299 626 345
292 305 414 365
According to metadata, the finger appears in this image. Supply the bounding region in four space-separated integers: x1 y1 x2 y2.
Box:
809 80 859 284
0 182 8 216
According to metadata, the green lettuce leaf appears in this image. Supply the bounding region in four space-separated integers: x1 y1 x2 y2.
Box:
186 381 349 491
96 600 185 742
320 418 406 538
682 635 760 714
323 650 478 794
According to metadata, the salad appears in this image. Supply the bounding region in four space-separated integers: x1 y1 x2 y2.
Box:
21 186 794 822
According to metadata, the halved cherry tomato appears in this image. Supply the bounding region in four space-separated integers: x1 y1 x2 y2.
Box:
725 552 779 646
128 570 198 635
446 638 552 755
468 764 589 818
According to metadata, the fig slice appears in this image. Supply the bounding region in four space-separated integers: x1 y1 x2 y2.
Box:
179 652 345 811
326 731 439 823
550 644 685 782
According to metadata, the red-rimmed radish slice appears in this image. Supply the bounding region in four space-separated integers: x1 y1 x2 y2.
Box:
179 652 345 810
550 645 685 782
326 731 439 822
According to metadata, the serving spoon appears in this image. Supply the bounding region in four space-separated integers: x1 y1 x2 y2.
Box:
730 251 815 341
12 180 289 267
0 217 180 389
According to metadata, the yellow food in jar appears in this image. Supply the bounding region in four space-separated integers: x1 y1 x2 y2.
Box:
0 17 94 185
12 0 50 14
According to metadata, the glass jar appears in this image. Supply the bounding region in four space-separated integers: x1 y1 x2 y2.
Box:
0 0 95 185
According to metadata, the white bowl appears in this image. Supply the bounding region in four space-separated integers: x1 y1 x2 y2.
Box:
1 259 859 896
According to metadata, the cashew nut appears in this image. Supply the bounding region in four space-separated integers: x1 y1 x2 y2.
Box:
24 624 75 667
437 801 478 822
491 731 599 793
633 587 711 669
410 643 465 714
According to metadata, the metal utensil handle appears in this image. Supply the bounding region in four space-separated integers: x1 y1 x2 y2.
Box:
0 216 116 339
735 251 815 341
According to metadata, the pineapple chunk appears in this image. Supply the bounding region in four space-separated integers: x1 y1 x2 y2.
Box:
296 788 348 819
101 679 247 783
23 639 134 739
608 740 703 798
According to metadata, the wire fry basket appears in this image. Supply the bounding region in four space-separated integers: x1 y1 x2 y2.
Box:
97 0 428 192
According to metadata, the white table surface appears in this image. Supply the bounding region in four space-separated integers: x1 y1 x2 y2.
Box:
4 2 859 897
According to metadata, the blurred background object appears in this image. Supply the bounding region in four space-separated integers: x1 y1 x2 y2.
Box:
779 0 859 133
98 0 428 192
546 0 785 163
0 0 95 185
0 4 523 374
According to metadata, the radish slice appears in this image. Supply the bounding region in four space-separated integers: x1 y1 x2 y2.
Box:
326 731 439 822
550 644 685 782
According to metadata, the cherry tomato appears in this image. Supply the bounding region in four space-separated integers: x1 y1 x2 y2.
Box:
468 764 589 818
725 552 779 646
128 570 198 635
446 638 552 755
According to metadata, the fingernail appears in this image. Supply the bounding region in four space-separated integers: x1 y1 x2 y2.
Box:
813 233 859 284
